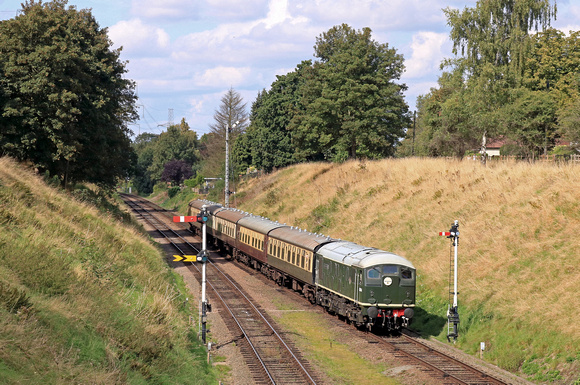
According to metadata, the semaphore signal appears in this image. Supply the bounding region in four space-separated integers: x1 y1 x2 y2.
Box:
439 220 460 343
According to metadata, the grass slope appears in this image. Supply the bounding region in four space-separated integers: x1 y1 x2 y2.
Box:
231 158 580 384
0 158 216 384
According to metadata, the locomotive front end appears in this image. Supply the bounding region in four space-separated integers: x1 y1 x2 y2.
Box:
362 260 416 330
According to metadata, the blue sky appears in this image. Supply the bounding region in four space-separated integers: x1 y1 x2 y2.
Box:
1 0 578 138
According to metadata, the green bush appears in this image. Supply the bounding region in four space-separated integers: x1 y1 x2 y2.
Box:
184 174 204 188
168 186 180 199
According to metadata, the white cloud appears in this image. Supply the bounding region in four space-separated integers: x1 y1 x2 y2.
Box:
204 0 269 21
194 66 252 87
108 19 170 56
290 0 448 32
404 31 449 78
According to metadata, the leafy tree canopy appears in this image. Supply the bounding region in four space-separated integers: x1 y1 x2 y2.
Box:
130 118 200 195
408 0 562 159
0 0 137 188
291 24 410 161
234 62 310 173
160 159 194 186
148 118 199 181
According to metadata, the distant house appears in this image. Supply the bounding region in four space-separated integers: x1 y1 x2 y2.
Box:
483 137 574 157
484 137 506 157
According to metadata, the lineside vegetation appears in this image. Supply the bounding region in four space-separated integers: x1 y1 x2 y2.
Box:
0 157 217 384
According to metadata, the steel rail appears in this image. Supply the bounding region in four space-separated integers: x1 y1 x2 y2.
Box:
122 194 316 385
376 333 506 385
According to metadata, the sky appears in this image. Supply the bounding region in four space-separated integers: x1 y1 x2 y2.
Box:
1 0 579 138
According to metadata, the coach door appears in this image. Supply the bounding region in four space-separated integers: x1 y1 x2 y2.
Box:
355 270 362 302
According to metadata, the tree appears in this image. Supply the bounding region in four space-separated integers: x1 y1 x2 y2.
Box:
148 118 199 181
160 159 194 186
503 87 557 156
201 88 248 180
523 29 580 148
413 0 558 160
0 0 137 188
444 0 556 80
291 24 410 161
131 132 158 195
234 62 309 172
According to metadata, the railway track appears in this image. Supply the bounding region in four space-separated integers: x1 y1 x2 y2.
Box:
379 333 506 385
122 194 518 385
230 256 512 385
121 194 319 385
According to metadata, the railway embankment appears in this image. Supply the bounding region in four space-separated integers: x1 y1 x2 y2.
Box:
224 158 579 384
0 157 216 384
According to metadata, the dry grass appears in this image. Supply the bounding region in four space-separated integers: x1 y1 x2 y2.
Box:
235 158 580 380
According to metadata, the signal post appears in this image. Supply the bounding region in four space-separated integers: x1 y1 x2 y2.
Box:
439 220 460 342
173 207 211 345
197 206 210 344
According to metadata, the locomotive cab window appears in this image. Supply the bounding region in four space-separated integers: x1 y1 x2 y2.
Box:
366 267 382 287
383 265 398 275
400 268 415 287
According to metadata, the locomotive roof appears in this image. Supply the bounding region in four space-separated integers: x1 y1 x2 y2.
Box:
237 215 286 234
268 227 334 251
215 207 250 222
317 241 415 269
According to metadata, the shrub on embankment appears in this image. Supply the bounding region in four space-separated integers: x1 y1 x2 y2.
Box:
0 157 215 384
233 158 580 384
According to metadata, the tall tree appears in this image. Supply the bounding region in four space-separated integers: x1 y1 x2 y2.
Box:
131 132 158 195
201 88 248 180
413 0 558 160
234 62 309 173
0 0 137 188
291 24 410 161
444 0 556 80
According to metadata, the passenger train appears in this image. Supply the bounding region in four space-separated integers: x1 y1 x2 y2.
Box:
187 199 416 331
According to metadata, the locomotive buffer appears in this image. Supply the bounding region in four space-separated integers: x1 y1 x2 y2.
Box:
439 220 460 342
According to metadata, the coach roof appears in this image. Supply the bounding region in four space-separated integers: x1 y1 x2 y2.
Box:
238 215 286 234
269 227 334 251
215 208 250 223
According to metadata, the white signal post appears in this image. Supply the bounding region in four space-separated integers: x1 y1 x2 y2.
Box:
171 211 210 344
439 220 460 342
200 205 209 345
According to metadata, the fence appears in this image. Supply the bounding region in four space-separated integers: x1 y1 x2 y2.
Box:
480 154 580 165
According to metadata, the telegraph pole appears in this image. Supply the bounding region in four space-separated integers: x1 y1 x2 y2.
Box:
224 120 239 208
412 110 416 156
